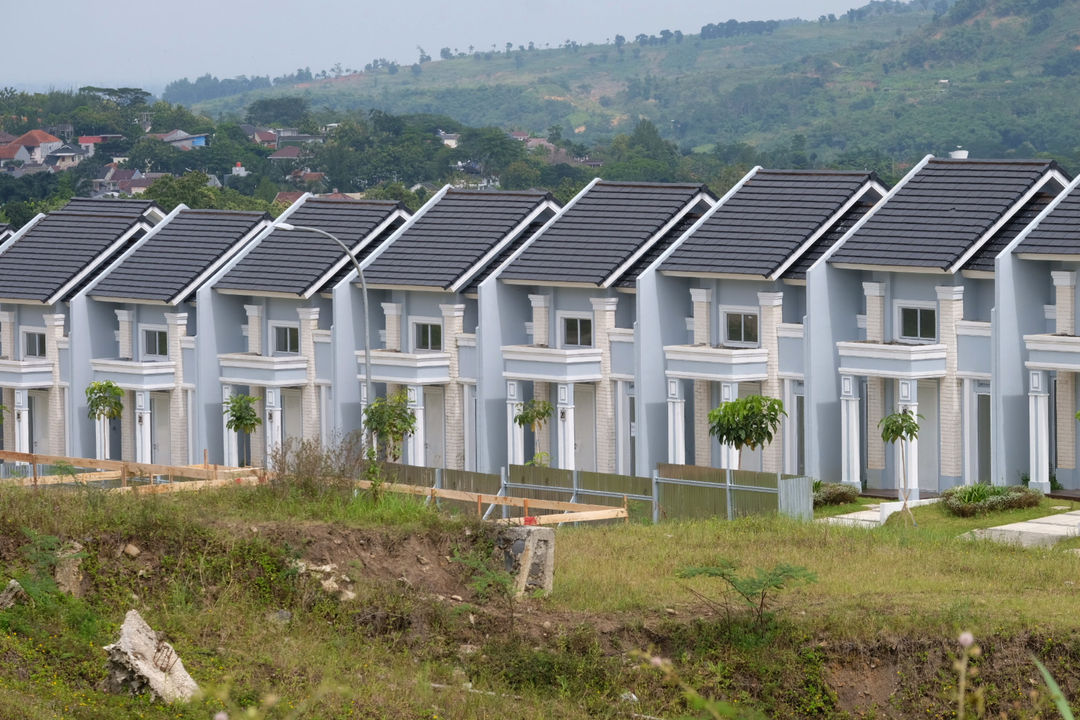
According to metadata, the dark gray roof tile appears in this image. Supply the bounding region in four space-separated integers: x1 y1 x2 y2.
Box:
500 181 712 286
966 183 1063 270
364 189 554 289
62 197 162 220
660 170 879 278
1014 181 1080 256
216 198 405 296
829 159 1063 269
92 209 267 303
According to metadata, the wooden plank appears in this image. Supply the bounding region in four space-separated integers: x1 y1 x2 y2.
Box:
109 476 262 495
353 479 611 513
496 508 628 525
0 470 120 487
0 450 252 482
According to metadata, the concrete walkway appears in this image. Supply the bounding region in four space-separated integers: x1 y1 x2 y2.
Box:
968 508 1080 547
820 498 940 528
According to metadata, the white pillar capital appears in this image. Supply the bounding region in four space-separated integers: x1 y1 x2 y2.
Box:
297 307 319 321
689 287 712 304
439 303 465 318
381 302 402 316
43 313 65 329
528 293 550 308
667 379 686 465
840 374 861 489
862 281 885 297
1052 270 1077 287
556 382 576 470
590 296 618 312
243 303 263 318
935 285 964 301
506 380 524 465
165 312 188 327
113 309 132 322
757 291 784 307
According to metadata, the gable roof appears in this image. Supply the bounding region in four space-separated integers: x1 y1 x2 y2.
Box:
269 145 301 160
0 143 30 161
216 198 406 297
499 181 714 287
784 190 883 280
0 224 10 242
61 197 162 221
965 181 1064 270
364 189 557 291
11 129 61 147
0 132 15 144
660 170 883 280
0 211 146 303
828 158 1065 271
91 209 267 304
1014 178 1080 257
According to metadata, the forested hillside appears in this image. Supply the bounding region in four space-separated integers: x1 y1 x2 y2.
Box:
182 0 1080 165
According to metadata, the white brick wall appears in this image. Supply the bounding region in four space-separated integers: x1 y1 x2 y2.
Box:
1058 372 1076 470
529 294 550 346
166 314 188 466
298 308 320 441
690 288 711 345
937 285 963 478
44 314 65 455
759 292 784 473
591 297 618 473
533 381 551 458
693 380 711 466
121 390 134 461
250 387 266 468
863 282 886 468
441 304 466 469
0 312 13 361
382 302 402 351
244 304 263 355
2 387 12 450
115 309 133 359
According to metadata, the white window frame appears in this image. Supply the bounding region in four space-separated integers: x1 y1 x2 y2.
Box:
719 305 760 348
269 322 300 355
556 310 593 349
893 300 937 344
139 324 168 360
409 316 444 353
20 327 46 360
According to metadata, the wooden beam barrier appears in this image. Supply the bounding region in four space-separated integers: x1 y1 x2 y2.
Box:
0 470 121 487
352 479 619 515
496 508 628 526
109 475 262 495
0 450 258 483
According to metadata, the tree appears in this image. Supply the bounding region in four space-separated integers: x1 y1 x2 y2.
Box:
363 390 416 463
224 394 262 466
85 380 123 422
708 395 786 467
246 97 310 127
514 399 553 466
879 409 921 524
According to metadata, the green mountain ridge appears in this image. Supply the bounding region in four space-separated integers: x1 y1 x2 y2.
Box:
186 0 1080 165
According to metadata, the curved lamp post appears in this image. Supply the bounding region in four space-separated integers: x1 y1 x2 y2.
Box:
275 223 374 432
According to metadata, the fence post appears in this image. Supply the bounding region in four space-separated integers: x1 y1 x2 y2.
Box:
651 469 660 524
501 466 508 520
31 455 38 490
725 466 734 520
571 469 579 505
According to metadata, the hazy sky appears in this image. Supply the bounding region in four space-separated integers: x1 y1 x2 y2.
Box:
9 0 866 92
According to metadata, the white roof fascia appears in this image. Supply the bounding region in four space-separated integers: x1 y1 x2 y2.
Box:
50 218 157 305
948 168 1071 274
450 199 558 293
169 218 273 305
769 178 886 281
304 207 409 298
638 166 762 281
81 203 189 301
0 213 46 254
335 184 453 289
486 177 601 284
809 153 934 273
997 173 1080 261
602 190 717 288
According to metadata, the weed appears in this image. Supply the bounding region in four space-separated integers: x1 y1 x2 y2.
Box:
677 559 816 629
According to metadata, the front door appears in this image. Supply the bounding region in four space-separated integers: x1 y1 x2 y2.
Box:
151 393 171 465
917 380 940 492
28 390 48 454
574 384 596 472
282 389 302 444
977 393 991 484
423 386 445 468
738 382 763 472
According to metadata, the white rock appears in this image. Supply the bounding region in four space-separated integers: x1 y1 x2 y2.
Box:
55 541 84 597
0 579 29 609
123 543 141 559
103 609 199 703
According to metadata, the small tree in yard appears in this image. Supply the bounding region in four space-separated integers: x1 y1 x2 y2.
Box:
86 380 123 422
362 390 417 503
514 398 553 466
224 394 262 466
880 409 921 525
707 395 786 466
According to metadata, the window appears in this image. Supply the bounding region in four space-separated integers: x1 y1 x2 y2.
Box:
274 325 299 354
23 332 45 358
143 329 168 358
725 312 759 346
563 317 592 347
414 323 442 351
899 306 936 342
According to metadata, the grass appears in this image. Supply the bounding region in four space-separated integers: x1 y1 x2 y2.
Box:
812 494 876 519
884 496 1080 534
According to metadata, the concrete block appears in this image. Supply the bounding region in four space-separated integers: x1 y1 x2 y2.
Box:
494 526 554 596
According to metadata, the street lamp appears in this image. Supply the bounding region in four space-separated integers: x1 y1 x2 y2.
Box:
276 223 374 434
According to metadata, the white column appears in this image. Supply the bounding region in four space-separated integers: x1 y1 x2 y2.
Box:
165 313 188 466
382 302 403 351
264 388 283 459
13 389 28 453
244 304 263 355
896 379 920 502
840 374 860 489
962 377 976 486
95 416 109 460
1028 370 1051 493
557 382 575 470
529 294 551 346
115 309 133 359
718 381 740 469
667 379 685 465
358 383 369 440
221 384 237 467
783 379 797 475
297 307 320 442
406 385 425 466
135 389 152 464
506 380 525 466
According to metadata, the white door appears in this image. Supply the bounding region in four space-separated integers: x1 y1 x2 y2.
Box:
424 386 445 468
28 390 48 454
977 393 992 484
282 389 302 444
738 382 763 472
151 393 171 465
917 380 940 492
573 384 596 472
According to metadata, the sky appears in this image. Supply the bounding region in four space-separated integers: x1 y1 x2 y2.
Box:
8 0 868 93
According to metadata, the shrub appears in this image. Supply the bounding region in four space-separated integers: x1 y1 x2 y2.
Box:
941 484 1042 517
813 482 860 508
269 432 366 497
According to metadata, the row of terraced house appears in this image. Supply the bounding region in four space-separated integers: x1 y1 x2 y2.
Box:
2 153 1080 495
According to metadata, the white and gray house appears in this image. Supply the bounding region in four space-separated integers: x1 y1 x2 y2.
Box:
0 198 163 456
636 168 887 477
996 173 1080 492
200 196 408 467
806 155 1068 495
71 208 272 465
482 179 716 474
352 186 559 470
